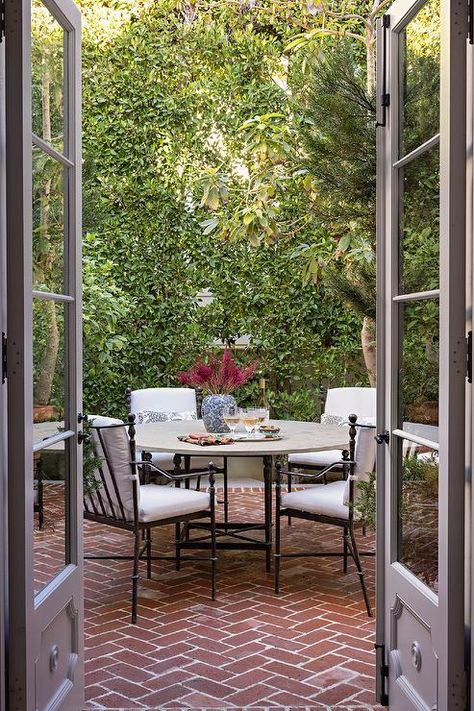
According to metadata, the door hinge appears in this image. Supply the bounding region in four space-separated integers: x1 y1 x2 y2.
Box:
375 430 390 444
467 330 472 383
1 333 6 384
469 0 474 44
376 15 390 128
0 0 5 43
374 643 389 706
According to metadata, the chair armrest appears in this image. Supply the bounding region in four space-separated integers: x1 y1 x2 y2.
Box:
282 460 355 481
130 461 209 482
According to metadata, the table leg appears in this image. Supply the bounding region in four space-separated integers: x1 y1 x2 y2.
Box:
174 453 182 570
263 455 273 572
223 457 229 532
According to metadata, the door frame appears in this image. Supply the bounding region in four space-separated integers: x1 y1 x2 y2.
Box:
376 0 468 707
5 0 84 708
0 35 7 711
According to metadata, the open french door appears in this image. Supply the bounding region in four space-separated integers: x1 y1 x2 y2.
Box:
5 1 84 709
376 0 469 708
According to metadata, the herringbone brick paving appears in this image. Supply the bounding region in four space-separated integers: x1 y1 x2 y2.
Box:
35 482 381 710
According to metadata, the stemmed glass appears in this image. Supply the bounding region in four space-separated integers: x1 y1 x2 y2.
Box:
223 404 241 437
254 408 269 427
242 408 259 436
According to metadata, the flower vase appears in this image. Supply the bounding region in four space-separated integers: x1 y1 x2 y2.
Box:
201 394 236 433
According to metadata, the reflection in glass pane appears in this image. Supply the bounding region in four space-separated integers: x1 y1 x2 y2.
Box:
33 436 71 595
399 299 439 427
399 0 440 157
400 146 439 294
32 145 65 293
32 0 65 153
398 441 438 593
33 299 66 434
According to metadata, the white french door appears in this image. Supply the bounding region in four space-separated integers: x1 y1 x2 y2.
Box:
5 1 84 709
376 0 469 708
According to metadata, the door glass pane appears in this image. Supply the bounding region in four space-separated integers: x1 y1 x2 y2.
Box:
33 437 71 595
33 298 66 436
398 440 438 593
32 145 66 293
399 0 440 157
399 299 439 428
399 146 439 294
31 0 65 154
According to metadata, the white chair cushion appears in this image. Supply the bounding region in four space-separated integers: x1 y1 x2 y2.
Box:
343 425 376 506
320 413 345 426
145 451 224 472
137 410 197 424
130 388 197 416
139 484 210 523
324 387 376 420
282 481 348 519
88 415 137 521
288 449 344 469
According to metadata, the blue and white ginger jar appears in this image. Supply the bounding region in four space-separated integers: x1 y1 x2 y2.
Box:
201 394 237 433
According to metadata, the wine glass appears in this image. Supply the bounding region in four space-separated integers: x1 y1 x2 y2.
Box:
254 408 269 427
242 408 259 436
223 404 241 436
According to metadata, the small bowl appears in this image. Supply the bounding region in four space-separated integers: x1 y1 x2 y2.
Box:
259 425 280 434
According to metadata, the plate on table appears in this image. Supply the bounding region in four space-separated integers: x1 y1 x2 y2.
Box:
177 434 234 446
233 432 283 442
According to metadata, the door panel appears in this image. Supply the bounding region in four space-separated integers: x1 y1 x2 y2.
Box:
377 0 467 708
6 1 83 709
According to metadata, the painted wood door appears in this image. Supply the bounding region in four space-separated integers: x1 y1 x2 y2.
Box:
376 0 469 708
5 1 84 708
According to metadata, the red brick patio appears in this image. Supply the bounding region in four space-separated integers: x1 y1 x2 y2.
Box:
35 482 380 710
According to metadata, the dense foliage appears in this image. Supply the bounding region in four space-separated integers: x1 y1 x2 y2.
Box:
77 0 367 419
31 0 439 426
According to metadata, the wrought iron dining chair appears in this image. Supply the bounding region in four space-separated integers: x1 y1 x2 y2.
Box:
125 386 226 480
287 387 376 479
274 415 375 617
83 414 217 623
126 386 229 525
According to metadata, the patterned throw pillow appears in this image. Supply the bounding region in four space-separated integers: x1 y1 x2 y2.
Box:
320 413 346 426
137 410 197 425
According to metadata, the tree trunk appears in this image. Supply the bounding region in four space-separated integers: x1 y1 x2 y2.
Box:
361 316 376 387
34 299 60 405
34 60 60 407
365 22 376 95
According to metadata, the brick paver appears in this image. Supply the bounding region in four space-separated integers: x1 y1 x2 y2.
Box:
34 482 382 710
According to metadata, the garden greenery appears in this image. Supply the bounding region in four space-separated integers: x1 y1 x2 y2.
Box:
31 0 439 427
78 0 368 418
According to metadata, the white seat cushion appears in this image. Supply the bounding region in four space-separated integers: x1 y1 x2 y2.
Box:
139 484 210 523
146 451 224 472
288 449 344 469
281 481 348 519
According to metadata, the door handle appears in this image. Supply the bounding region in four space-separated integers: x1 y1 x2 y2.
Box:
78 431 90 445
375 431 390 444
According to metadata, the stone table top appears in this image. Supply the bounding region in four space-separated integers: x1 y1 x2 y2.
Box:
134 419 349 458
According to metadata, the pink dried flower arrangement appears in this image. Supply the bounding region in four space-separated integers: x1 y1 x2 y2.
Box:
178 350 258 395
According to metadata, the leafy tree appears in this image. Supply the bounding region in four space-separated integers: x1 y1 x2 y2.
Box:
77 0 366 417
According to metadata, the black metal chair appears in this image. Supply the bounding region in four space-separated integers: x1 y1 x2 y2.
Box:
125 385 230 521
274 414 375 617
83 414 217 623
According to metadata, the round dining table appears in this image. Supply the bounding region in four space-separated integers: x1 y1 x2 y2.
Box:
135 419 349 571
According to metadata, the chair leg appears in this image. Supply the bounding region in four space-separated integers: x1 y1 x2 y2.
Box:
343 527 348 573
131 530 140 624
209 466 217 601
175 523 181 571
275 465 282 594
146 528 152 579
345 527 372 617
287 470 292 527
